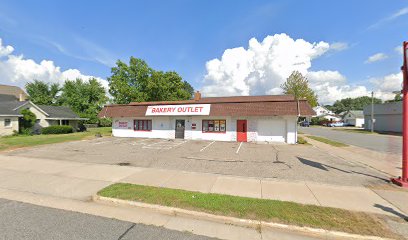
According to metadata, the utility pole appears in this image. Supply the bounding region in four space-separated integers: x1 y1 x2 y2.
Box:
371 91 374 133
392 41 408 187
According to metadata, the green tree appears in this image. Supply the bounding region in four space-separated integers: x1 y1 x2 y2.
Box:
385 93 402 103
25 80 60 105
281 71 318 107
108 57 194 104
330 96 382 114
58 78 108 124
20 108 36 134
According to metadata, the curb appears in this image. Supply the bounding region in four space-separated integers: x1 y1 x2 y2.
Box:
93 195 394 240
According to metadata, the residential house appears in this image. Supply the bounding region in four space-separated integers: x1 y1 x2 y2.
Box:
312 105 341 122
363 102 402 133
342 110 364 127
0 85 86 136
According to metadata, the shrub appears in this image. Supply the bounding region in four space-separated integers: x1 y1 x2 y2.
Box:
41 125 73 135
19 108 36 133
310 117 326 125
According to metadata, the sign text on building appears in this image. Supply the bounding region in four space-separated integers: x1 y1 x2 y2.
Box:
146 104 211 116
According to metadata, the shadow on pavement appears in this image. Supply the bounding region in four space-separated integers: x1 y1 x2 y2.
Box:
297 157 388 182
374 204 408 220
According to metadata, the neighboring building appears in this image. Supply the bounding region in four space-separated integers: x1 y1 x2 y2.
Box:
311 105 341 122
98 92 315 144
313 105 334 116
363 101 402 133
0 84 28 101
0 85 86 136
342 110 365 127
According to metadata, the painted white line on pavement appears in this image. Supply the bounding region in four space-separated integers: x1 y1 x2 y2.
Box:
236 142 243 154
200 141 215 152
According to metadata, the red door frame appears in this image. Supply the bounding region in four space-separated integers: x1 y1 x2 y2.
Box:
237 120 247 142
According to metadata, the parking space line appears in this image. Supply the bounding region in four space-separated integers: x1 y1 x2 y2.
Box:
200 141 215 152
236 142 243 154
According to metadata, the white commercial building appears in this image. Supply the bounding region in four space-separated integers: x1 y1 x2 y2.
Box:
364 101 402 133
99 93 315 144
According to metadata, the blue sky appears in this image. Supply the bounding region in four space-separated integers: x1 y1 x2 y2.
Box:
0 0 407 104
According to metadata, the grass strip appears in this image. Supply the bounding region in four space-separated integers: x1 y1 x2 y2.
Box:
0 127 111 151
98 183 396 238
333 129 376 134
306 135 348 147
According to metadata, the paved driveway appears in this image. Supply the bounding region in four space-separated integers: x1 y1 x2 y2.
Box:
300 127 402 155
5 137 389 186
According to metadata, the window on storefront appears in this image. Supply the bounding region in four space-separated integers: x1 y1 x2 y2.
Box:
202 120 226 133
134 120 152 131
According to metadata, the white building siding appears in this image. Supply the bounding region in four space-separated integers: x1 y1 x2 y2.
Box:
112 115 298 144
0 116 19 136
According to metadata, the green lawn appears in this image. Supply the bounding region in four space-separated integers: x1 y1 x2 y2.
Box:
333 128 376 134
306 135 348 147
98 183 397 238
0 127 112 151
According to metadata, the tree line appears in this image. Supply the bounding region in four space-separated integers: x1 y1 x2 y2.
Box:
25 57 194 124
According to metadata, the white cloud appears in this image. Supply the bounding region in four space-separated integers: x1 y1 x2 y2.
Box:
365 53 388 63
329 42 348 52
202 33 330 97
370 72 402 92
368 7 408 29
0 39 14 57
201 34 398 105
0 38 108 90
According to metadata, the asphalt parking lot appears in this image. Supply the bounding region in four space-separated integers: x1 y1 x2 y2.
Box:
5 137 389 187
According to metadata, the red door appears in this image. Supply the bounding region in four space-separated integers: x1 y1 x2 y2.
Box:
237 120 247 142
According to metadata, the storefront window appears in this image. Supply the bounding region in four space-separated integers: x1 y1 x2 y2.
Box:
134 120 152 131
202 120 226 133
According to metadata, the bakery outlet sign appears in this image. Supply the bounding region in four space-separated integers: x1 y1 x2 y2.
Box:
146 104 211 116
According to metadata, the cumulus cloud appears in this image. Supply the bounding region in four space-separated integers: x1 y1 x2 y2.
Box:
365 53 388 63
202 33 330 97
0 38 108 89
201 34 397 105
0 39 14 57
370 72 402 92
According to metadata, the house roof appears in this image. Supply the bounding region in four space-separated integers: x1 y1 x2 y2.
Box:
0 85 28 101
0 101 27 116
36 105 83 119
344 110 364 118
0 101 84 119
98 95 315 118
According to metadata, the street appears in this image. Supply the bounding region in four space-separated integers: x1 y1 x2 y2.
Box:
0 198 216 240
300 126 402 155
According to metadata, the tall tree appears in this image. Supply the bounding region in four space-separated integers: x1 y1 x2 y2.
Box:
25 80 60 105
108 56 194 104
281 71 318 107
330 96 382 114
58 78 108 123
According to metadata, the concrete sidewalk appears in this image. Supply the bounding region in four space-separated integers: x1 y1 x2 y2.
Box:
0 155 406 217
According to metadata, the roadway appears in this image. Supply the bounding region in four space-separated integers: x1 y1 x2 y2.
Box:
0 198 216 240
300 126 402 155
